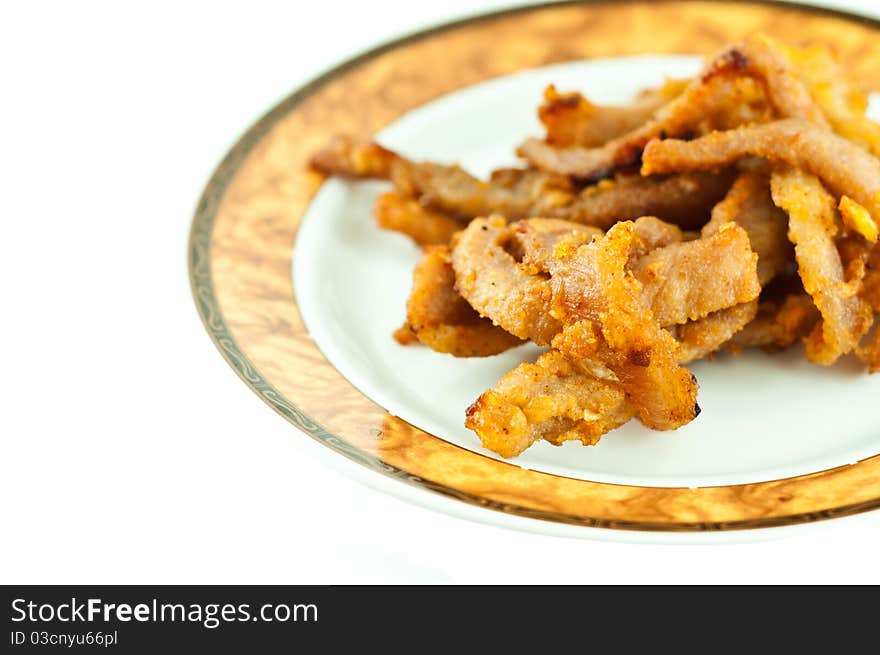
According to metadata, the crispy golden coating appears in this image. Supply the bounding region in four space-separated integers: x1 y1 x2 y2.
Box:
392 163 576 219
453 218 714 435
406 163 735 229
545 171 734 229
631 223 760 325
518 76 766 180
455 214 764 450
451 217 566 344
857 326 880 373
783 40 880 157
399 245 523 357
311 135 579 221
731 295 820 350
730 33 828 126
539 80 688 147
465 350 633 457
453 216 759 335
463 217 762 453
673 301 759 363
310 134 400 178
627 214 685 254
702 170 791 285
771 167 873 364
849 231 880 371
511 218 603 270
313 135 733 232
374 191 462 246
862 260 880 312
515 215 681 272
517 33 817 180
839 196 879 243
642 119 880 222
392 323 420 345
545 222 701 430
839 237 880 312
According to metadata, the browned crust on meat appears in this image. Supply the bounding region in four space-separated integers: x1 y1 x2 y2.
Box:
451 217 565 344
454 218 709 433
464 350 633 457
518 75 766 180
702 170 791 285
517 33 816 180
631 222 761 325
857 324 880 373
839 237 880 312
392 162 577 219
374 191 462 246
713 34 828 126
673 301 759 363
392 322 420 345
402 245 523 357
313 136 733 229
731 295 820 350
770 167 873 364
545 222 700 430
454 216 760 332
642 119 880 222
310 134 400 178
539 80 687 148
783 40 880 157
543 171 735 229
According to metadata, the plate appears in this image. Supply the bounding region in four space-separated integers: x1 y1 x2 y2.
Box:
190 0 880 538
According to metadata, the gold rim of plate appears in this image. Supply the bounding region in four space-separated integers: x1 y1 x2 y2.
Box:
189 0 880 532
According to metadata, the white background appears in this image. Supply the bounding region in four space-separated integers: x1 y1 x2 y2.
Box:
2 0 879 584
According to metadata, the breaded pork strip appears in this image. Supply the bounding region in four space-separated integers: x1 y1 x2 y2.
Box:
465 350 634 458
731 295 820 351
310 135 400 178
396 245 523 357
783 40 880 157
544 222 703 431
464 299 757 456
406 215 748 362
839 237 880 312
453 217 759 337
770 167 873 364
538 79 688 148
456 220 700 432
641 119 880 222
313 135 732 231
373 192 461 246
702 170 791 285
857 326 880 373
629 223 760 326
545 171 733 230
396 219 602 358
672 302 759 363
517 34 819 180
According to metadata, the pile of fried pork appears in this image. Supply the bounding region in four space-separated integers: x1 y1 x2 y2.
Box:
310 35 880 458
